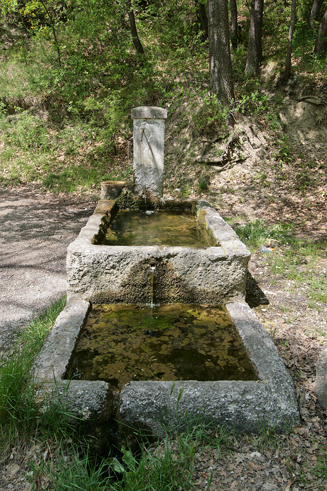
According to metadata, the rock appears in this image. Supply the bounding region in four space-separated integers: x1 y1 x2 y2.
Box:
262 483 281 491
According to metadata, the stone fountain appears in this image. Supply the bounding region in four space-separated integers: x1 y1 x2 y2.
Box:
32 107 300 448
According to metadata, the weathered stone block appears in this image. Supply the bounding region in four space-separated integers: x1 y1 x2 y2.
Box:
66 200 251 305
314 342 327 409
132 106 168 197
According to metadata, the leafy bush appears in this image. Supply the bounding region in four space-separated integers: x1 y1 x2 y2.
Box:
191 93 229 137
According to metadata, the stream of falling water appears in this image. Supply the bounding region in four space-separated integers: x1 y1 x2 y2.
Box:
149 265 156 308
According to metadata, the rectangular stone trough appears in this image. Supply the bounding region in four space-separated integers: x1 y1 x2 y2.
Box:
32 299 300 437
66 197 251 305
32 193 299 442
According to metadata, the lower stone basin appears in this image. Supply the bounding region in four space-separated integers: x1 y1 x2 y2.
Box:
32 299 300 440
65 304 258 388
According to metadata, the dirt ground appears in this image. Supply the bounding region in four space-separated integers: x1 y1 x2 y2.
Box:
0 186 97 359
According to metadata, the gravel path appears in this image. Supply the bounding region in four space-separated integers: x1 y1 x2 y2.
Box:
0 186 96 356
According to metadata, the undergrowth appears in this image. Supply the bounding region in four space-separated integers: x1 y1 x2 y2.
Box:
234 219 327 307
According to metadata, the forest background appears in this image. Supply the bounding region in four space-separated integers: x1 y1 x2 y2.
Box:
1 1 327 490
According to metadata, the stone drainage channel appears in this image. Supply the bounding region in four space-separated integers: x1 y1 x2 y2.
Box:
32 193 300 449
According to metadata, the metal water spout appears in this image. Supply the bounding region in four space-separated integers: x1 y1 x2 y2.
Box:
131 106 168 197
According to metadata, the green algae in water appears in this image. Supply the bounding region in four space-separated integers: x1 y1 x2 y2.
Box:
101 210 213 247
66 305 258 389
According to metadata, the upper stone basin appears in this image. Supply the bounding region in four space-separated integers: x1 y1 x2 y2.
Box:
66 185 251 305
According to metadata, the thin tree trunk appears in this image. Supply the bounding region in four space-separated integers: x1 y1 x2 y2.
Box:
195 0 208 40
309 0 324 29
284 0 296 80
314 7 327 55
127 1 145 55
208 0 235 105
245 0 264 75
230 0 238 48
257 0 264 64
39 0 61 65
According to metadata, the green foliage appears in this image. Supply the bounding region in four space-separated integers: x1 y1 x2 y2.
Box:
234 219 295 249
109 424 214 491
234 220 327 309
235 89 270 117
199 178 209 193
276 136 292 163
191 93 229 137
1 111 49 151
29 443 110 491
0 101 8 118
312 451 327 479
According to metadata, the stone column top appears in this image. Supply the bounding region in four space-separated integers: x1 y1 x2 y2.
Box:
131 106 168 119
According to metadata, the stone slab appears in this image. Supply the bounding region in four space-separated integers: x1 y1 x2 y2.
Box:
31 298 91 381
133 118 165 196
131 106 168 119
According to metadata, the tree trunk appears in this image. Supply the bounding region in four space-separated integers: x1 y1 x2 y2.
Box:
195 0 208 40
230 0 238 49
284 0 296 80
309 0 324 29
208 0 235 105
245 0 264 76
128 1 145 55
315 7 327 55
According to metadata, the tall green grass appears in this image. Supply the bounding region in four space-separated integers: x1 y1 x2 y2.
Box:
30 422 218 491
0 296 67 451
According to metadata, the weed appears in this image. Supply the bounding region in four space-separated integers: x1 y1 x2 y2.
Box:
214 426 232 453
279 339 289 354
191 92 229 137
256 424 280 448
29 441 110 491
199 178 209 193
1 111 50 151
234 219 294 251
312 452 327 479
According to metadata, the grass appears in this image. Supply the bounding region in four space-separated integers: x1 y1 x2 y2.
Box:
0 295 68 454
234 219 327 310
313 452 327 480
26 422 220 491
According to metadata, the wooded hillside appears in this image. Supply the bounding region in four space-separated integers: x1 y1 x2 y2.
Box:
0 0 326 196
